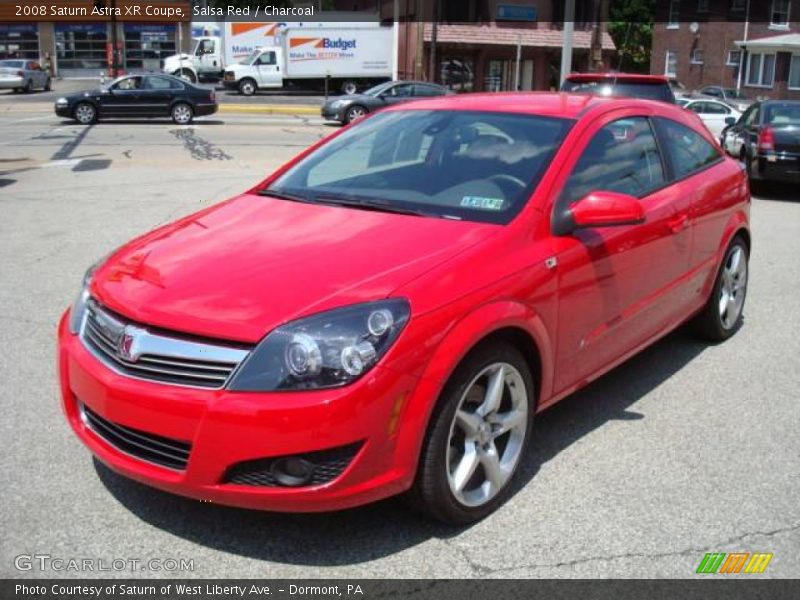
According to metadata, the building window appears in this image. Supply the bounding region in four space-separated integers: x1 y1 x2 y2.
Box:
691 49 704 64
665 50 678 77
55 24 108 74
789 54 800 90
746 53 776 87
726 50 741 66
0 23 40 60
123 24 176 72
667 0 679 28
730 0 745 11
770 0 790 27
697 0 709 12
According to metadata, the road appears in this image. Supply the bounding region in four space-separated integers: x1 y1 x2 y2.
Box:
1 106 798 579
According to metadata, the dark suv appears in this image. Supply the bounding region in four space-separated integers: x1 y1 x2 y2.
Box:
561 73 676 104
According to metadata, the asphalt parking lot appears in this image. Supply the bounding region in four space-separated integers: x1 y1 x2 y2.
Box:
1 106 798 579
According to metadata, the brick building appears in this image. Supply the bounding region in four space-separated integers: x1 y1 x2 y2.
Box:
651 0 800 100
339 0 616 92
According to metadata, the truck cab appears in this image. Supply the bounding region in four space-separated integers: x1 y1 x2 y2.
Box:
162 36 224 84
222 48 284 96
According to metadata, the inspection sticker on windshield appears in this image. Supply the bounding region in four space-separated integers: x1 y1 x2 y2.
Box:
461 196 505 210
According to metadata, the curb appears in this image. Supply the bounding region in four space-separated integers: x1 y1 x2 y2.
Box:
218 104 319 116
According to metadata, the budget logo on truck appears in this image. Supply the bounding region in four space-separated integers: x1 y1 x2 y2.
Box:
290 37 357 50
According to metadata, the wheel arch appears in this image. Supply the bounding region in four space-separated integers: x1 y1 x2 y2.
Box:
391 300 554 488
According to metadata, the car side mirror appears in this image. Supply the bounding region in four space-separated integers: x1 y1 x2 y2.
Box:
554 191 645 235
724 116 736 126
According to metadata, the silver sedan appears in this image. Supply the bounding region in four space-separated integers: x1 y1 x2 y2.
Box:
0 59 51 93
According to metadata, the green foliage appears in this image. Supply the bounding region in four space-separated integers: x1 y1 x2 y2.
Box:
608 0 654 73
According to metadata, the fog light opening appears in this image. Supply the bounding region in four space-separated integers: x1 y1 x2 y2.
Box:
270 457 316 487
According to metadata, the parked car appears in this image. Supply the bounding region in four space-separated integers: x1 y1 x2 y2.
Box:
59 92 750 524
321 80 450 124
721 100 800 184
0 59 51 93
54 74 217 125
679 98 742 137
695 86 753 112
561 73 676 103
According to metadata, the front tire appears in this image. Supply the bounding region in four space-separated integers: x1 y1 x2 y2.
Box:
238 78 257 96
344 105 367 124
407 342 535 524
693 236 749 342
73 101 97 125
171 102 194 125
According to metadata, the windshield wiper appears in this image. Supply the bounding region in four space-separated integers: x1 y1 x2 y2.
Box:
314 195 433 218
257 188 313 203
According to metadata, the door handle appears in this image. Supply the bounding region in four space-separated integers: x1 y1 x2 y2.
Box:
667 213 689 233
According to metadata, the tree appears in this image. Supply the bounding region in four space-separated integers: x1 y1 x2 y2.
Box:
608 0 654 74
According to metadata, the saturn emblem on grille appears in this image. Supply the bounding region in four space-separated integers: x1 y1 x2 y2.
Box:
116 325 142 362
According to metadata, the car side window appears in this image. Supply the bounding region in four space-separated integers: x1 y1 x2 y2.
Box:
413 84 444 97
740 105 759 127
144 76 181 90
687 102 705 114
560 117 666 205
390 84 413 97
113 77 142 91
256 52 276 66
655 118 721 179
705 87 721 97
707 102 730 114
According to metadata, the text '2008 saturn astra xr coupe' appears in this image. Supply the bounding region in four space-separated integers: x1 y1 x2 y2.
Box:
58 92 751 524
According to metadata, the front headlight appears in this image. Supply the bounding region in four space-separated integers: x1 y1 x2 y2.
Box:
228 299 410 391
330 99 347 109
68 265 97 334
56 97 68 107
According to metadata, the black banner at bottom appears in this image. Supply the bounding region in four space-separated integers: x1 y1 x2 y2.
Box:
3 579 800 600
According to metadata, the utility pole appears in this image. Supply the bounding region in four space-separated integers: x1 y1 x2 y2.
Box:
392 0 400 80
514 33 521 90
414 0 424 80
428 0 440 83
560 0 575 86
590 0 608 71
736 0 750 91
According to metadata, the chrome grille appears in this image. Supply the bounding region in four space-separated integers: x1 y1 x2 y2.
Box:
80 402 191 470
80 299 250 389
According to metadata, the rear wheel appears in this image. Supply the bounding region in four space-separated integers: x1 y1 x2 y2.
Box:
238 78 257 96
693 236 749 342
74 102 97 125
407 342 534 524
341 80 358 95
344 105 367 124
171 102 194 125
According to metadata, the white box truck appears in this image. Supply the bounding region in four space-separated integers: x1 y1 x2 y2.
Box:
163 22 392 95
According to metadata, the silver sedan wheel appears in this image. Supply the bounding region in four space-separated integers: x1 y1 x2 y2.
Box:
446 362 528 507
346 106 366 122
172 104 193 124
74 103 95 124
719 245 747 329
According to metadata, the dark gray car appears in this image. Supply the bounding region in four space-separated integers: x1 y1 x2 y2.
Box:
321 80 450 124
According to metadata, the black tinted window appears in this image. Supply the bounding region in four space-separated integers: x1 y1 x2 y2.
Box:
414 84 445 97
764 103 800 125
656 118 720 178
144 76 183 90
562 79 674 102
561 117 665 204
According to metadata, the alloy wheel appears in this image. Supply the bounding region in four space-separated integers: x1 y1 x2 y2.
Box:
172 104 193 125
445 362 528 507
719 245 747 329
74 103 95 124
347 106 366 123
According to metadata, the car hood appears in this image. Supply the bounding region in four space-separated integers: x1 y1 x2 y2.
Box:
91 193 498 343
63 87 105 101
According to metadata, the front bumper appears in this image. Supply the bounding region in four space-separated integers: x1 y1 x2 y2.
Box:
321 105 346 122
57 311 429 512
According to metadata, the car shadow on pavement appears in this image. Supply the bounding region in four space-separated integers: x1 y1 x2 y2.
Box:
56 119 227 126
95 326 709 566
751 182 798 203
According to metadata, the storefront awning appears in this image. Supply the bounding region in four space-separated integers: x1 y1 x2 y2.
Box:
735 33 800 53
424 23 615 50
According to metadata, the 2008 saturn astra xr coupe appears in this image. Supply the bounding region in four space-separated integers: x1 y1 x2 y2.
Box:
58 93 751 524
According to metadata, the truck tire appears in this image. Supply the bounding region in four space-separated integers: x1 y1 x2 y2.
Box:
174 69 197 84
239 78 257 96
341 80 358 95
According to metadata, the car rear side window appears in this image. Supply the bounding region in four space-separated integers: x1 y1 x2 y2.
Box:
655 118 721 179
561 117 666 205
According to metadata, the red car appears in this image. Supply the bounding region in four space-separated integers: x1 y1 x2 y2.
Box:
58 92 750 524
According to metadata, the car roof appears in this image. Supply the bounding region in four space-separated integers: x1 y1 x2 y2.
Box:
382 91 662 119
566 72 669 84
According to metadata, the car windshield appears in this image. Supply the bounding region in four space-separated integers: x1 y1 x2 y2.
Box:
265 109 573 224
764 103 800 125
241 50 261 65
362 82 393 96
562 79 674 102
0 60 25 69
